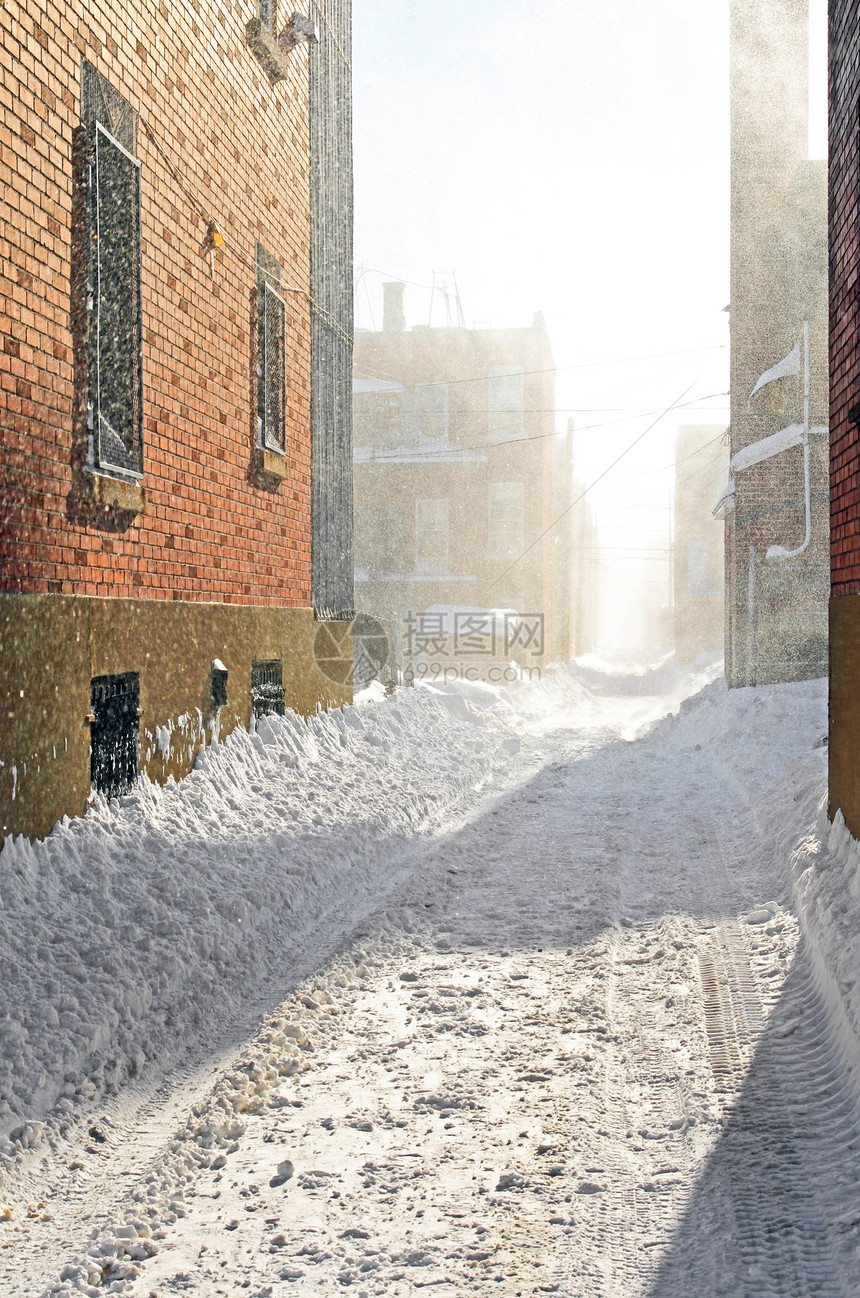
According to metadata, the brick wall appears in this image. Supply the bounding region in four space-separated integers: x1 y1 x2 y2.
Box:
0 0 314 605
351 317 565 664
830 0 860 593
726 0 829 686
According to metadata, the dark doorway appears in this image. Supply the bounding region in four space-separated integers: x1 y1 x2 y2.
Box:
90 672 140 798
251 659 285 720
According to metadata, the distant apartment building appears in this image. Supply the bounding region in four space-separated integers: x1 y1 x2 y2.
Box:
828 0 860 835
352 284 572 681
724 0 828 686
0 1 354 840
674 425 728 663
564 420 598 660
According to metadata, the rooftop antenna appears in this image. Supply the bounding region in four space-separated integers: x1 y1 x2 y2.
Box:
428 271 466 329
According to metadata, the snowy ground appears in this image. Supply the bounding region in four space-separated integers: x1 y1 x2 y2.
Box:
2 657 860 1297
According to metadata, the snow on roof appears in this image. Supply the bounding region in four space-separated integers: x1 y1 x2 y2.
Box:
731 422 828 473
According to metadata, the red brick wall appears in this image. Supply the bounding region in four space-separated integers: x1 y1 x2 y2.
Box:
0 0 313 605
830 0 860 595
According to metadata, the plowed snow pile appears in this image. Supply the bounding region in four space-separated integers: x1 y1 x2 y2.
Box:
0 683 521 1169
0 657 725 1174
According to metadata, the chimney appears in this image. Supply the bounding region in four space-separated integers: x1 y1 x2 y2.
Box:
382 281 405 333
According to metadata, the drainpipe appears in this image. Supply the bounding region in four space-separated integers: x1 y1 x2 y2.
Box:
747 545 757 686
766 320 811 561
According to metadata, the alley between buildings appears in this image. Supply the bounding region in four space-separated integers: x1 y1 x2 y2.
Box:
2 662 859 1298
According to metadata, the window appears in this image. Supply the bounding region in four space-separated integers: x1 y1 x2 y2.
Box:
488 366 525 441
90 672 140 798
416 382 449 439
488 482 525 558
415 499 449 575
83 66 142 478
353 388 402 449
256 246 286 454
251 659 285 720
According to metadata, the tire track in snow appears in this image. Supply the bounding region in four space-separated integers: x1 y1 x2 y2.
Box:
679 928 860 1298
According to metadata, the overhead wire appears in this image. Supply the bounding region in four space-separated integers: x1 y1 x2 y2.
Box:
611 429 727 480
355 394 728 461
487 379 699 591
354 343 727 391
139 118 353 349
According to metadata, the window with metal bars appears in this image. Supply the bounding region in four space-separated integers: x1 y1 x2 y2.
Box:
255 245 287 456
90 672 140 799
258 281 287 453
86 118 143 477
251 659 286 720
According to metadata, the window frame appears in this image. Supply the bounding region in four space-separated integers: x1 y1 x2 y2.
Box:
87 120 144 479
415 497 450 575
415 381 450 440
257 277 288 455
487 365 525 442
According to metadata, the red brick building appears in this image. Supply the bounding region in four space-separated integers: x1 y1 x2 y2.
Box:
0 0 354 839
828 0 860 833
674 425 729 663
725 0 829 687
352 284 573 681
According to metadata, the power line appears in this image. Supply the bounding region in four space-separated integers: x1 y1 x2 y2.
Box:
674 446 732 493
354 394 729 461
487 379 699 591
139 118 353 349
353 344 727 390
612 429 728 480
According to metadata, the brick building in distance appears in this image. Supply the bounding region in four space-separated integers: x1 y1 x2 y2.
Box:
724 0 829 687
674 425 729 663
352 283 574 681
0 0 354 840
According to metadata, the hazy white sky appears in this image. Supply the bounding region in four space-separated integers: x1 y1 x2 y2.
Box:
351 0 825 652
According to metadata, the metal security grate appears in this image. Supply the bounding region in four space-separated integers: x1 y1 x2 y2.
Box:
251 659 285 720
261 282 286 452
90 672 140 799
88 122 143 476
81 60 137 154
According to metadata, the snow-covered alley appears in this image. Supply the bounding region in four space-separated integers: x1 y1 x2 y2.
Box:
3 660 860 1298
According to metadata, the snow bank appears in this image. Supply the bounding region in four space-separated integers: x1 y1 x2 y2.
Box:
0 687 522 1177
1 653 835 1193
643 668 860 1111
792 805 860 1110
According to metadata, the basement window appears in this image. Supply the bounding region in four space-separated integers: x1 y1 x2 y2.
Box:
251 659 286 721
90 672 140 799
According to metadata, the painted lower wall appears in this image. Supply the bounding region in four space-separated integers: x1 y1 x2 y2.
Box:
828 594 860 837
0 594 351 841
